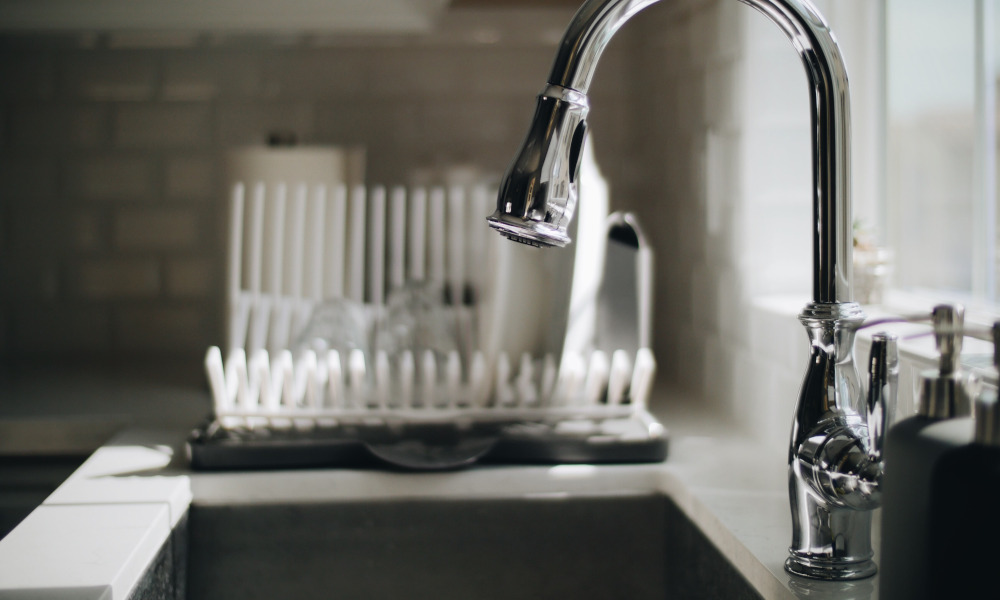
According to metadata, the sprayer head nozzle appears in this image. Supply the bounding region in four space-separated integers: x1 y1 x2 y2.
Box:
486 212 570 248
489 85 589 251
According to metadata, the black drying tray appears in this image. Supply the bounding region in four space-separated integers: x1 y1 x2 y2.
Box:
187 413 668 471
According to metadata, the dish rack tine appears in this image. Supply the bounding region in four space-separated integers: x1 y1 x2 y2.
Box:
327 349 344 409
583 350 610 405
260 181 288 354
325 185 347 299
388 186 407 290
374 350 390 410
306 185 327 303
241 183 267 353
607 349 632 405
515 353 536 406
205 346 228 411
347 348 366 409
409 187 426 282
466 185 487 297
226 184 245 352
347 185 366 304
447 186 465 305
215 179 659 420
428 186 446 286
287 184 308 300
399 350 415 408
368 186 387 306
207 344 658 420
540 353 558 402
445 350 462 408
420 350 436 409
469 351 488 407
629 348 656 409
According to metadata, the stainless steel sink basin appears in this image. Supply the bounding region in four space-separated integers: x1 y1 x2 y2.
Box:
187 493 761 599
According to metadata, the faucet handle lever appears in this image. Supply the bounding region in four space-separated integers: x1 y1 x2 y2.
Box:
866 332 898 460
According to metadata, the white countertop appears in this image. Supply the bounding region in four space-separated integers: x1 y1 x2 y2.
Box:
0 369 880 600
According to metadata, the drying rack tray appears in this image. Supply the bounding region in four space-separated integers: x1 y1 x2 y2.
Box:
187 409 668 471
196 181 667 471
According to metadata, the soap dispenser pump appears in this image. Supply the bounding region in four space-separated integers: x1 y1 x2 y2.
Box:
879 304 977 600
928 322 1000 599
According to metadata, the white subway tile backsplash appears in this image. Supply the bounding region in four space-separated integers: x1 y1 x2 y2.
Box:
9 105 108 148
11 306 112 354
367 49 461 98
114 103 212 147
162 61 219 101
420 99 515 147
741 124 811 198
0 0 823 389
216 102 316 145
464 47 564 97
715 267 745 346
689 264 718 332
740 41 810 127
314 100 378 145
62 53 159 102
0 260 60 301
71 209 107 250
163 52 263 100
165 258 217 298
165 155 217 200
0 54 55 100
68 155 154 201
703 59 742 131
75 258 160 299
262 50 370 99
705 1 743 63
8 207 67 254
115 305 215 353
0 156 58 201
113 207 201 250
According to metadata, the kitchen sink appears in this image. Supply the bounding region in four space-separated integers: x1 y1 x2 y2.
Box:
186 493 761 600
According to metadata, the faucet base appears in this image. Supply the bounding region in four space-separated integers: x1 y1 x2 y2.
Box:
785 553 877 581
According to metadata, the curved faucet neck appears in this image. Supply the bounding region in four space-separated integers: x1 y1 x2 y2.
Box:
547 0 853 304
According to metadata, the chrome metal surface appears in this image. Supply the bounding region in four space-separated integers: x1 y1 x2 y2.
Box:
974 321 1000 446
490 0 879 581
918 304 972 419
975 391 1000 446
596 212 652 355
786 331 896 580
932 303 965 376
490 0 853 304
487 84 589 248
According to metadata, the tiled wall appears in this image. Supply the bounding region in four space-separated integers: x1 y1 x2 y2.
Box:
0 0 881 444
0 7 639 361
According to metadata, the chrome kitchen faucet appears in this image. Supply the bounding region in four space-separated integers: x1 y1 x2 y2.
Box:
488 0 892 581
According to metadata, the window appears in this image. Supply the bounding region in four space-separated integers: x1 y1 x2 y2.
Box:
884 0 998 308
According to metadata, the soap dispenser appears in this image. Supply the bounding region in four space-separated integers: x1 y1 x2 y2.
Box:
927 322 1000 599
879 304 977 600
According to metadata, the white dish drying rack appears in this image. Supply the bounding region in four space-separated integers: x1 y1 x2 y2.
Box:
192 181 667 470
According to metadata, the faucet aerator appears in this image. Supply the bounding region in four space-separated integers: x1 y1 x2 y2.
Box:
486 212 571 248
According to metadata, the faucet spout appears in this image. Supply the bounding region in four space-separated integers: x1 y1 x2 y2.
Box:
490 0 880 582
489 0 853 305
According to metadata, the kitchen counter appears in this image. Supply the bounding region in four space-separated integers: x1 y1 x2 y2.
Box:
0 362 883 599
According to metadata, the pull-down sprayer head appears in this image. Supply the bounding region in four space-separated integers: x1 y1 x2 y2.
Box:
487 85 589 248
